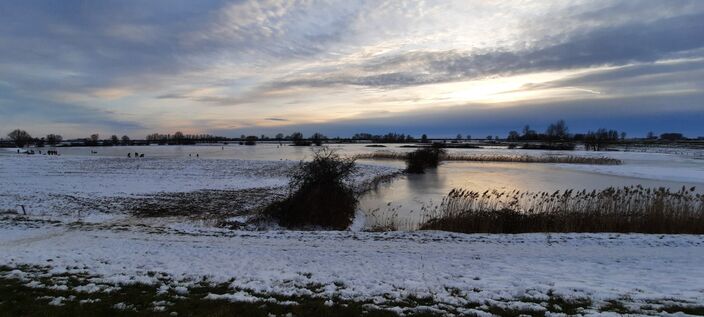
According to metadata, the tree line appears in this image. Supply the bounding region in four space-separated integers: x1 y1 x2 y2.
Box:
2 126 695 148
3 129 133 147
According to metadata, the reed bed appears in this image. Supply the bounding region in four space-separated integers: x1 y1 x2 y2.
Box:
354 152 622 165
420 186 704 233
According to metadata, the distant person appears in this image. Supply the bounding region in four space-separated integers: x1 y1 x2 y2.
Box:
140 153 144 157
189 153 191 157
134 152 139 158
196 153 199 157
127 153 131 158
17 149 19 153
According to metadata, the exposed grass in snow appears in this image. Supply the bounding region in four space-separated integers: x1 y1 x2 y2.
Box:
355 152 622 165
420 186 704 233
2 265 702 316
0 266 408 317
2 217 704 316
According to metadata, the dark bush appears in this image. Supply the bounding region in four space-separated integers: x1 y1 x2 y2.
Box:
405 145 445 173
264 148 358 229
244 135 257 145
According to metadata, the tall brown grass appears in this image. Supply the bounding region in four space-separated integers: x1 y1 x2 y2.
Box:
420 186 704 233
355 152 621 165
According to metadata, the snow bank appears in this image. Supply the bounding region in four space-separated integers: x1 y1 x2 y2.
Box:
1 220 702 313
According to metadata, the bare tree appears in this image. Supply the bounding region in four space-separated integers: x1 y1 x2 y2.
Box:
173 131 185 144
507 131 520 141
46 134 63 146
121 135 131 145
7 129 32 147
311 132 326 146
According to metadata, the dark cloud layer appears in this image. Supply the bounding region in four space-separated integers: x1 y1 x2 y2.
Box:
220 92 704 138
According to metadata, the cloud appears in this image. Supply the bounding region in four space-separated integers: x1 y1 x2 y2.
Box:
1 1 703 137
264 117 289 122
267 12 704 89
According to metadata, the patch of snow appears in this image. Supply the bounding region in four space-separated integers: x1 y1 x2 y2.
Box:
1 221 703 314
204 291 260 303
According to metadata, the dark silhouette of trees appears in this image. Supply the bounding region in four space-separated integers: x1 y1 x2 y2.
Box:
546 119 569 141
289 132 311 146
660 133 684 141
507 130 520 141
311 132 326 146
8 129 32 147
173 131 185 144
244 135 257 145
522 125 537 140
145 132 226 144
110 135 119 145
351 132 412 143
584 129 620 151
121 135 131 145
421 134 429 143
46 134 62 146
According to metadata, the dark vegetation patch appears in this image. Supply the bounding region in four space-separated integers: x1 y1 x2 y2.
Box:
5 188 283 222
399 144 481 149
1 265 700 317
131 189 284 219
519 143 576 151
355 152 621 165
404 146 446 174
263 149 358 230
0 270 409 317
420 186 704 233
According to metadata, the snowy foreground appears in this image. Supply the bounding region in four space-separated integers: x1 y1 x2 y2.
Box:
1 218 703 316
1 154 704 315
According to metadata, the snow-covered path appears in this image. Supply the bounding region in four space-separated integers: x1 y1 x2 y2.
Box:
1 219 703 314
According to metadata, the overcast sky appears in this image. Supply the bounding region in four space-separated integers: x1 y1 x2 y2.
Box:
1 0 703 138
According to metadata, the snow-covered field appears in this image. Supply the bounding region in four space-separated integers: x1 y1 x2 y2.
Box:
1 217 703 315
0 155 395 223
1 151 703 315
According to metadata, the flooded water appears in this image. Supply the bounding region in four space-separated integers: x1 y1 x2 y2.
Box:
4 143 704 229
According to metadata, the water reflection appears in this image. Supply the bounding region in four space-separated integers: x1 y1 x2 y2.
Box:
359 161 704 230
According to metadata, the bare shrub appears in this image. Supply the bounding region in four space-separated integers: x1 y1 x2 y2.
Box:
263 148 358 229
404 145 446 173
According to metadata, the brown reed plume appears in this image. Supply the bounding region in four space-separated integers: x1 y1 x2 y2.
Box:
419 185 704 233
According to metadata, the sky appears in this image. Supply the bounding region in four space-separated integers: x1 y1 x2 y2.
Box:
1 0 703 139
